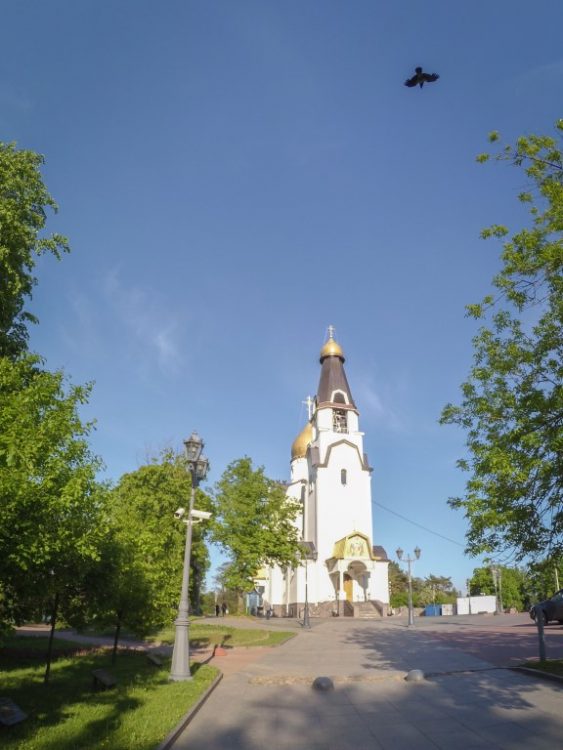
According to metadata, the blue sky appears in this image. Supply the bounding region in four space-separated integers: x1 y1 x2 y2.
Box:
3 1 562 593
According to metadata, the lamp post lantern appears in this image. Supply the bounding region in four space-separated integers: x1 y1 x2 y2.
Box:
170 432 210 682
300 542 318 629
396 546 421 627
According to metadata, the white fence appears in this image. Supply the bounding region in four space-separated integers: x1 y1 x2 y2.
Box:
456 595 497 615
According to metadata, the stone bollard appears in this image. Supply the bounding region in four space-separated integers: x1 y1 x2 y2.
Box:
312 676 334 691
405 669 425 682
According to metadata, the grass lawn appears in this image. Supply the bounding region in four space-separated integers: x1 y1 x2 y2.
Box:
149 622 295 648
79 620 294 649
523 659 563 677
0 640 218 750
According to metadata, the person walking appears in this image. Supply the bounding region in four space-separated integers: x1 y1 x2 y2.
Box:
215 603 220 617
221 601 227 617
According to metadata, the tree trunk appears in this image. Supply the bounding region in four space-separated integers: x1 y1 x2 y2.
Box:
112 611 123 665
44 591 59 685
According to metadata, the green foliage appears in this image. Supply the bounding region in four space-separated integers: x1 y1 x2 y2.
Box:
414 574 458 606
441 123 563 562
210 457 301 592
0 142 70 358
469 565 527 610
388 561 408 607
99 450 211 636
526 557 563 602
0 355 104 633
389 562 458 608
469 567 495 596
212 562 244 613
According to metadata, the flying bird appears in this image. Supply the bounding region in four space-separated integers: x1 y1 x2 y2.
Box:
404 67 440 89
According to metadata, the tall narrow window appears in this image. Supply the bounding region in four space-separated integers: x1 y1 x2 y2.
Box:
341 469 347 485
333 409 348 433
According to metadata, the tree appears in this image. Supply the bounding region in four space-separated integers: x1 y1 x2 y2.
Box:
416 575 458 606
441 123 563 561
102 449 211 640
525 557 563 604
469 565 527 611
0 142 69 358
212 561 243 614
388 561 409 607
0 355 104 665
210 458 301 594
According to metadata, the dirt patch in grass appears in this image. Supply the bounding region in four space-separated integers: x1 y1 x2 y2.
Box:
150 623 295 649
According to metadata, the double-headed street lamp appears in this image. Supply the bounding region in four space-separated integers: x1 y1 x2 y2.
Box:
170 432 210 682
300 541 318 629
396 546 421 627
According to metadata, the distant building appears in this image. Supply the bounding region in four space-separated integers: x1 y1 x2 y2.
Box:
264 328 390 617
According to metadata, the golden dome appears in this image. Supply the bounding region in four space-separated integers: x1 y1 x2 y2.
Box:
291 422 312 460
320 338 344 362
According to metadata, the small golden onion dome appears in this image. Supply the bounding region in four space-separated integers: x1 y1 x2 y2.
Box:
320 338 345 362
291 422 312 460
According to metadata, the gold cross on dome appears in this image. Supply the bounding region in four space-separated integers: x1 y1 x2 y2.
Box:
302 395 314 419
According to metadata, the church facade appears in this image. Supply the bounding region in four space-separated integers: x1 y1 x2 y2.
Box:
261 329 390 618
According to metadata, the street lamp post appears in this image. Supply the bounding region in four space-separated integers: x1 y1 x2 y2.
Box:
490 565 503 615
170 432 210 682
396 546 421 627
300 542 318 629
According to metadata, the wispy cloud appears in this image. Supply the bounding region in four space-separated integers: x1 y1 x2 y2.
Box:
63 288 104 357
517 59 563 85
102 268 184 375
354 375 408 433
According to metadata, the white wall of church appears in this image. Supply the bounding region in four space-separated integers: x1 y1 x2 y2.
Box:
314 442 373 557
369 562 390 601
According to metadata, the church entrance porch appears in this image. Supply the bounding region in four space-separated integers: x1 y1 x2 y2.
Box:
336 563 371 616
325 532 389 617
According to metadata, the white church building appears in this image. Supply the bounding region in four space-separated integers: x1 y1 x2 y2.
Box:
261 329 390 618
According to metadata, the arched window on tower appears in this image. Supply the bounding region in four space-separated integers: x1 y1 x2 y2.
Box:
333 409 348 433
341 469 347 485
332 391 347 404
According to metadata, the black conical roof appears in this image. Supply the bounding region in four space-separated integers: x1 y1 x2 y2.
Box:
316 337 356 409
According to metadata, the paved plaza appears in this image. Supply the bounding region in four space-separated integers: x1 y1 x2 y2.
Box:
174 615 563 750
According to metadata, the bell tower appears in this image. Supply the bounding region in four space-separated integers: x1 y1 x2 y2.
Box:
306 327 374 565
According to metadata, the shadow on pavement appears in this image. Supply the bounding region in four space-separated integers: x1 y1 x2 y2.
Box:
178 670 563 750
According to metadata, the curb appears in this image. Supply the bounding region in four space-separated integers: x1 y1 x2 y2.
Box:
511 666 563 685
155 671 224 750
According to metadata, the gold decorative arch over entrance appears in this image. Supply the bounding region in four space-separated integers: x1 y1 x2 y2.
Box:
331 531 376 560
